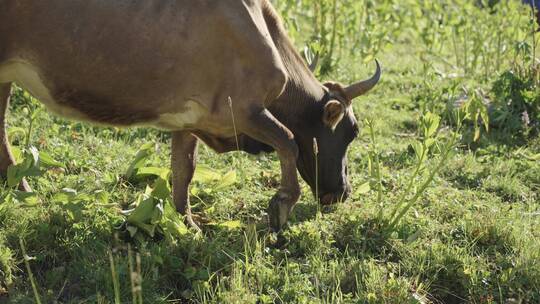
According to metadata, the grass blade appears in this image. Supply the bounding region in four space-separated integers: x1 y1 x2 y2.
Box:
19 239 42 304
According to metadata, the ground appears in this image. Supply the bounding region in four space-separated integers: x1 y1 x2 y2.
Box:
1 0 539 303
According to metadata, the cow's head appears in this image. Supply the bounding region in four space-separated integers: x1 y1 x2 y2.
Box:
296 61 381 205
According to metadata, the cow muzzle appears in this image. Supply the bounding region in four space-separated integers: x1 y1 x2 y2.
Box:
319 187 351 205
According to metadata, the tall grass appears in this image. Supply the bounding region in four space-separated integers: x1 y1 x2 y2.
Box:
275 0 531 82
108 249 121 304
366 112 462 232
19 239 42 304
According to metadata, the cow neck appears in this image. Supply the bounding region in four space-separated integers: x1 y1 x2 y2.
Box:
266 38 325 127
270 74 325 126
263 3 325 128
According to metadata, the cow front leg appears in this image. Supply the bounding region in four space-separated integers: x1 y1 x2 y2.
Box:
0 83 31 192
171 131 201 232
239 108 300 232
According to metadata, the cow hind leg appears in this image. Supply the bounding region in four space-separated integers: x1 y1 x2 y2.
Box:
171 131 201 232
239 108 301 232
0 83 12 175
0 83 31 191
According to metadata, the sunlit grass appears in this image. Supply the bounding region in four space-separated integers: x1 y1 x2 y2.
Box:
1 0 539 303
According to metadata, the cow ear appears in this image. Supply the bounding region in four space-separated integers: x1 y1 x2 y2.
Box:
323 100 345 131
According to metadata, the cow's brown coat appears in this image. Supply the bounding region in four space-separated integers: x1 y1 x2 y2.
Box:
0 0 380 231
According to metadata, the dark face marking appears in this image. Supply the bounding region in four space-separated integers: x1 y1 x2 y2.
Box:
295 99 358 205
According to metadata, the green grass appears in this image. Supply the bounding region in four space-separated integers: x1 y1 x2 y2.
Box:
1 0 540 303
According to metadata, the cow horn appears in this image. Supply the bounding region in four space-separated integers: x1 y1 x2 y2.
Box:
344 60 381 100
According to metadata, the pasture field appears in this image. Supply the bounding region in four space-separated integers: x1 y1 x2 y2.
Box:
1 0 539 303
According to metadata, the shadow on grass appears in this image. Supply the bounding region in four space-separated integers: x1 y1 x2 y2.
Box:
462 127 534 151
7 220 254 303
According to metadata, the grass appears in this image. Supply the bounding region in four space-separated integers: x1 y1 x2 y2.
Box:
1 0 540 303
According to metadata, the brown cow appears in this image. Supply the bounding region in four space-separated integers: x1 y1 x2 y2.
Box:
0 0 380 232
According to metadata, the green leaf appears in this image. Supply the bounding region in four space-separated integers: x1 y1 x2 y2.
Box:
133 222 158 237
125 142 155 179
128 196 158 222
217 220 243 230
10 146 22 163
162 201 189 238
94 190 110 204
411 141 425 163
52 188 78 204
39 151 64 168
215 170 237 190
28 147 39 164
151 178 171 201
30 107 42 120
126 226 138 238
421 112 440 138
127 195 163 237
144 185 154 196
424 138 436 148
63 201 85 221
136 167 171 180
528 153 540 161
473 128 480 142
193 165 222 183
190 186 200 196
8 127 26 140
12 191 39 206
6 149 41 188
355 182 371 195
479 105 490 132
7 165 23 188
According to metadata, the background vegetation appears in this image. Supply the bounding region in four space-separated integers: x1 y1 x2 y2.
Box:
1 0 539 303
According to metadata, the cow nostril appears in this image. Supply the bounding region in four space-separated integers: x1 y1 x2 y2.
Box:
319 190 349 205
320 193 336 205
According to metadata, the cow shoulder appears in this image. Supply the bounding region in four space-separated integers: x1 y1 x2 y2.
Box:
215 0 288 101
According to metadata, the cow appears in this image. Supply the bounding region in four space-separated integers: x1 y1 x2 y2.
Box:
0 0 380 232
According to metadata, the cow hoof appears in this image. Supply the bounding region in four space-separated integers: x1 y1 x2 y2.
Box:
184 214 203 233
267 193 294 232
19 178 32 192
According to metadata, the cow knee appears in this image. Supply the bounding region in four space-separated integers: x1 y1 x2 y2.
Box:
288 183 301 202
